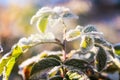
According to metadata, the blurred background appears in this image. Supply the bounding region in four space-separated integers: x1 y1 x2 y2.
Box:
0 0 120 80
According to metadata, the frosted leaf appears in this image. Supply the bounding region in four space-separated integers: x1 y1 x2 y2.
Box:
30 6 78 28
36 7 52 16
18 33 55 47
53 7 70 15
75 25 84 32
82 25 97 33
18 38 30 47
80 35 94 53
53 6 78 19
30 7 53 25
66 29 81 41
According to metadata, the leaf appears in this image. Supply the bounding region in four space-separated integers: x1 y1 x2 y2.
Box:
48 66 61 78
11 45 23 57
49 75 63 80
47 55 61 61
0 57 10 76
75 25 83 31
18 54 42 80
95 45 107 72
30 7 52 25
63 12 78 19
0 45 23 79
3 57 15 80
94 38 111 49
18 33 55 48
30 15 39 25
37 16 48 33
65 70 89 80
80 35 94 53
108 50 115 58
30 58 61 77
83 25 97 33
66 29 81 41
64 59 89 69
114 43 120 56
19 64 33 80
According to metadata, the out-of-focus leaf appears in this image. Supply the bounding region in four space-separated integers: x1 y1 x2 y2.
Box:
3 57 15 80
65 70 89 80
11 45 23 57
0 57 10 76
83 25 97 33
30 58 61 78
19 64 33 80
49 75 63 80
80 35 94 53
66 29 81 41
0 45 23 79
114 43 120 56
95 45 107 72
64 59 89 69
37 16 48 33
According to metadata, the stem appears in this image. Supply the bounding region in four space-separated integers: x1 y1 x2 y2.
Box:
63 40 67 61
61 65 65 78
22 40 63 54
61 19 67 61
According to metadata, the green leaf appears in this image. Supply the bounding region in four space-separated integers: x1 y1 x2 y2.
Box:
0 57 10 76
95 45 107 72
114 43 120 55
64 59 89 69
11 45 23 57
37 16 48 33
49 75 63 80
3 57 15 80
80 35 94 53
83 25 97 33
30 58 61 77
0 45 23 79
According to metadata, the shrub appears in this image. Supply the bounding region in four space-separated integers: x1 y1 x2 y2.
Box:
0 6 120 80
